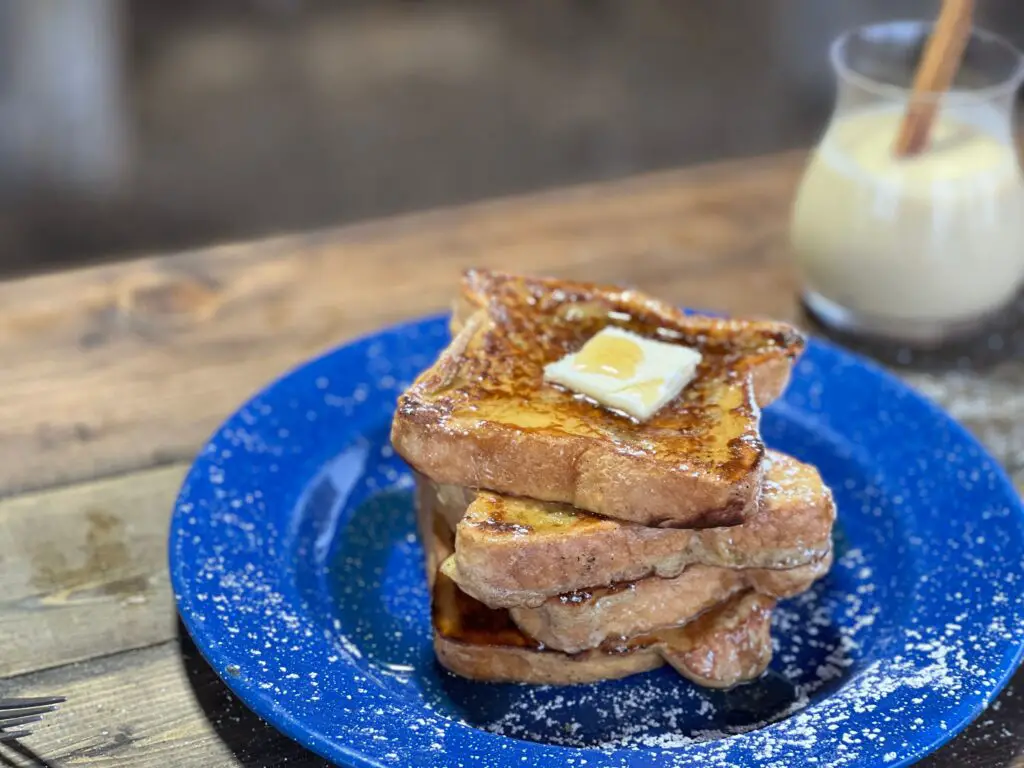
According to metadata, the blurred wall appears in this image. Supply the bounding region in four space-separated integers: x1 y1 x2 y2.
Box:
0 0 1021 274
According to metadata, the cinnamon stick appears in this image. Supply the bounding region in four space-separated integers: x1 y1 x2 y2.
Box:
893 0 975 158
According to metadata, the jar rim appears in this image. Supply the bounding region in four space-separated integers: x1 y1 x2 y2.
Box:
830 20 1024 104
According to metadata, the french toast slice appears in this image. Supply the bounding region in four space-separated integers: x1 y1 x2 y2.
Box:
392 270 805 528
433 573 775 687
424 508 775 687
427 450 835 608
422 493 773 687
502 552 830 653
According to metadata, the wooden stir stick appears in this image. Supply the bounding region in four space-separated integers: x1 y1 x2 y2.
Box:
893 0 975 158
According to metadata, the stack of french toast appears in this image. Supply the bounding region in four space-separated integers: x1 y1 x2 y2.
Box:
391 270 836 688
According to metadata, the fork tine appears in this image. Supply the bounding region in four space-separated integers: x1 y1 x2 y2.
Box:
0 696 64 742
0 705 60 719
0 698 65 709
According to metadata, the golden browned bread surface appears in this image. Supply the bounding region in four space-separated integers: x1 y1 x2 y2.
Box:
433 569 775 688
425 489 776 688
428 451 835 608
392 269 805 528
506 552 830 653
654 591 776 688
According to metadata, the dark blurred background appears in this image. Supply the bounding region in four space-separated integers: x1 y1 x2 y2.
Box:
1 0 1022 276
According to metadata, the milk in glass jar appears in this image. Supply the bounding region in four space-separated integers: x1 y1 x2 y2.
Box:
791 22 1024 344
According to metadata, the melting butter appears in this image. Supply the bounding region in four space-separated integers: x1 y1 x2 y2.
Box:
544 327 702 421
572 333 644 379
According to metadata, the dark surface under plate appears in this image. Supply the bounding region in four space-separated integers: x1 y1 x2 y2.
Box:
169 315 1024 768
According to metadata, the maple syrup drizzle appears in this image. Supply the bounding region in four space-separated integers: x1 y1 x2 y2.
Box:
618 377 665 407
572 333 644 379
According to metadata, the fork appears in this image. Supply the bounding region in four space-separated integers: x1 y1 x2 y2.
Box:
0 697 65 741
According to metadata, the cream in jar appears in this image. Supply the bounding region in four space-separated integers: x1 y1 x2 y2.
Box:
792 104 1024 338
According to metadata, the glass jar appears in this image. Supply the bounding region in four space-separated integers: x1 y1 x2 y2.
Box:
791 21 1024 345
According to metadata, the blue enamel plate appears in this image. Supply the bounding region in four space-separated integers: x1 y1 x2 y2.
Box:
169 315 1024 768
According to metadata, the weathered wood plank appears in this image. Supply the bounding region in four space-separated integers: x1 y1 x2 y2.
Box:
1 639 327 768
1 635 1021 768
1 146 1017 498
925 666 1024 768
0 146 1021 768
0 153 804 496
0 364 1014 683
0 464 186 677
905 365 1024 493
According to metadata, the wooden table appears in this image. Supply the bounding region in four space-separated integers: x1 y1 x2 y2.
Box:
1 151 1021 768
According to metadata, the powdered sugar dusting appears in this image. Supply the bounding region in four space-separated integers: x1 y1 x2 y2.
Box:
476 545 885 752
170 316 1024 768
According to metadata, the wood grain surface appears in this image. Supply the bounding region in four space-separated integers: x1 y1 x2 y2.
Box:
0 465 186 678
0 151 1020 768
0 153 801 497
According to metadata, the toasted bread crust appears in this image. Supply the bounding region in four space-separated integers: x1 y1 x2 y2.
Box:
507 552 830 653
452 279 795 410
427 451 835 608
426 479 778 688
392 270 804 527
454 269 805 396
434 588 775 688
655 592 775 688
433 631 664 685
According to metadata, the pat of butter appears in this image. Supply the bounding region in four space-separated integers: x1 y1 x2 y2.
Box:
543 326 702 420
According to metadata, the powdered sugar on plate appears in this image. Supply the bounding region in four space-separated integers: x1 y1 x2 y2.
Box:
171 315 1024 768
